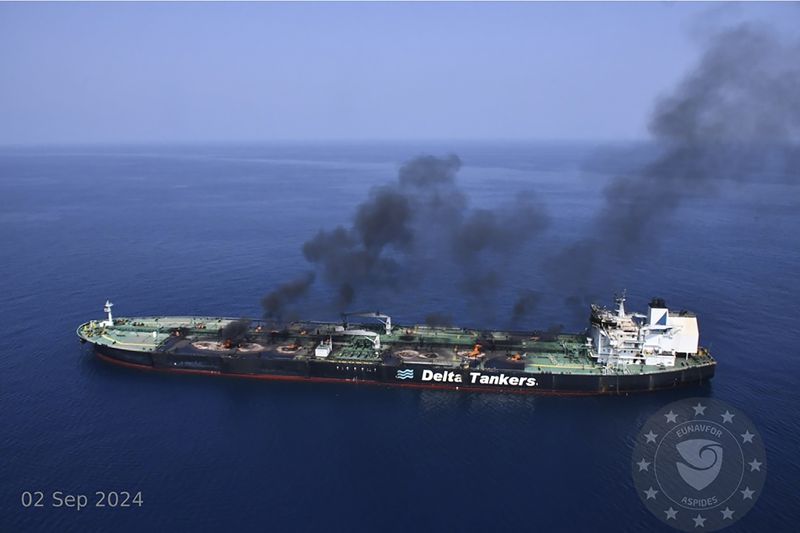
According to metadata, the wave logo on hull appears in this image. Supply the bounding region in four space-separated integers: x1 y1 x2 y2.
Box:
676 439 724 491
395 369 414 380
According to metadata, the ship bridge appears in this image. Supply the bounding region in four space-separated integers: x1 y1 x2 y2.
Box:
589 295 700 368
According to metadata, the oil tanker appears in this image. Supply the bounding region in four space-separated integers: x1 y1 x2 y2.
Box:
77 295 715 394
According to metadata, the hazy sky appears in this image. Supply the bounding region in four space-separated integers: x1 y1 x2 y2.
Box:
0 2 796 144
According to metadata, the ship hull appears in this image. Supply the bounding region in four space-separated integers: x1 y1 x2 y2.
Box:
91 343 716 395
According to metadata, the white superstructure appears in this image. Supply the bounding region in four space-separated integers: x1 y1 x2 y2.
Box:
101 300 114 327
315 337 333 358
588 294 699 368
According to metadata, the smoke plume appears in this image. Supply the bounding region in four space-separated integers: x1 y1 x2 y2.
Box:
261 22 798 327
424 313 453 327
545 23 800 310
511 290 542 323
279 153 550 315
220 319 251 344
261 272 316 320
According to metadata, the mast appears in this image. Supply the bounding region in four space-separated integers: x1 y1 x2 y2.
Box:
615 290 627 318
102 300 114 326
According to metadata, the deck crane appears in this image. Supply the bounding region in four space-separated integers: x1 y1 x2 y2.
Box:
341 311 393 334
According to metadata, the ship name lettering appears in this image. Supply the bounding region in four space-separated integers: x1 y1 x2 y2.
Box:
469 372 538 387
420 369 463 383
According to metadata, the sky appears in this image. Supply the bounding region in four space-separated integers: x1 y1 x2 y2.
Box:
0 1 797 145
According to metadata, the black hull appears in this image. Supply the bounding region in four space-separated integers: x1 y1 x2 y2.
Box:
93 344 716 395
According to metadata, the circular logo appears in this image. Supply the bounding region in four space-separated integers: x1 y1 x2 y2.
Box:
632 398 766 531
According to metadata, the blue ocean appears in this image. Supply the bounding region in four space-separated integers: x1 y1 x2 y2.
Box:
0 143 797 532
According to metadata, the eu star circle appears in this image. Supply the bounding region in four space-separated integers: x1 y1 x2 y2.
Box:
632 398 766 531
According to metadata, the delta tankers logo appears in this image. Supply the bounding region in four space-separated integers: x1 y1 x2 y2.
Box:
393 368 538 387
395 369 414 380
632 398 766 531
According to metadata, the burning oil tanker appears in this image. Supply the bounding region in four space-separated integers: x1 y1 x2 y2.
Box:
77 294 715 394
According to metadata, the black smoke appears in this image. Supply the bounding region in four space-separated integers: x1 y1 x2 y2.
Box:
220 319 251 344
452 193 549 260
260 22 798 327
511 290 541 323
544 23 800 312
617 24 799 239
261 272 316 320
292 154 549 313
424 313 453 327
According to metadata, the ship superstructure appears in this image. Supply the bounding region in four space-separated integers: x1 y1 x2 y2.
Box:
589 294 701 368
77 295 715 394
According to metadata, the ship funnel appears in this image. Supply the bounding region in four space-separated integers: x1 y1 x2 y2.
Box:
647 298 668 326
